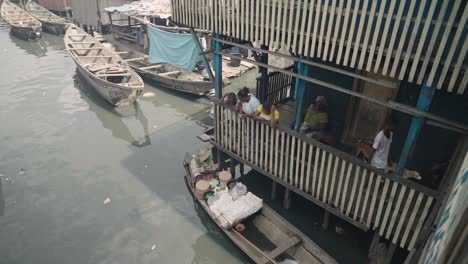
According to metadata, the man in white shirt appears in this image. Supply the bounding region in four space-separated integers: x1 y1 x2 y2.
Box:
237 87 260 117
371 120 396 170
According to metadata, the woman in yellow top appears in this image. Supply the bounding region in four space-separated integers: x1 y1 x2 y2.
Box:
253 103 280 128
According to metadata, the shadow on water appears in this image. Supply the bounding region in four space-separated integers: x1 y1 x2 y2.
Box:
72 71 152 147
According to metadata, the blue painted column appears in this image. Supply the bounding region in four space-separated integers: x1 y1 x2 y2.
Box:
396 82 435 175
212 34 223 99
294 59 309 131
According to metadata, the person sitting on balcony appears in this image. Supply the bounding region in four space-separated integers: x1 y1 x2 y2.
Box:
237 87 260 117
253 103 280 128
220 92 238 110
300 96 328 140
371 119 396 170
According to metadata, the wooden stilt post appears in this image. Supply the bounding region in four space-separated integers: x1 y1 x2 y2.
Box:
384 243 397 264
230 159 236 178
294 58 309 131
240 163 245 177
397 81 435 174
271 181 277 200
213 33 223 99
322 211 330 230
283 188 292 209
217 148 224 170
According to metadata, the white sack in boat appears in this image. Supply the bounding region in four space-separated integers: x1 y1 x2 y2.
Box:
209 192 263 228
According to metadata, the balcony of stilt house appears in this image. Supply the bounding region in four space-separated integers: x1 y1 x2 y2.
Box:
171 0 468 262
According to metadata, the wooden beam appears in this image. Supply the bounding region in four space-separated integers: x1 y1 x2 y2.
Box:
123 57 148 62
95 73 131 77
259 236 301 264
138 65 163 71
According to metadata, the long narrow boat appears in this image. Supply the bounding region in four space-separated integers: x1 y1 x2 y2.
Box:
114 47 213 96
65 25 144 106
0 0 41 40
183 153 337 264
23 0 67 35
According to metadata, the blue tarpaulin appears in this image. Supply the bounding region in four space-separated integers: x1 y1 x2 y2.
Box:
148 26 203 71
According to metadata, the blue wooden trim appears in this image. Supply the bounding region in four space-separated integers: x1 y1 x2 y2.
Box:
294 59 309 131
190 27 214 82
396 82 435 175
213 34 223 99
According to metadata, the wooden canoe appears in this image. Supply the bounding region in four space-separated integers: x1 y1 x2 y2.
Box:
183 153 337 264
113 47 213 96
1 0 41 40
65 25 144 107
24 0 67 35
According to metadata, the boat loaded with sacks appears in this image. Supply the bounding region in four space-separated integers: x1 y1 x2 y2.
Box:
23 0 67 35
0 0 41 40
65 25 144 106
183 149 337 264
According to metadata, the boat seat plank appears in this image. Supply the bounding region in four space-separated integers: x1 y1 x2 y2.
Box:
138 65 163 71
68 42 96 45
159 70 181 77
69 47 103 50
95 73 132 77
123 57 148 62
259 236 302 264
76 55 111 58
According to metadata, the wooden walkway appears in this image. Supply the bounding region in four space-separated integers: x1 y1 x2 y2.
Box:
214 103 438 251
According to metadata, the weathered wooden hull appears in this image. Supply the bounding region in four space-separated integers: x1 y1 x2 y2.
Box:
42 21 66 35
75 64 142 107
182 153 337 264
134 69 212 96
24 0 67 35
11 25 41 40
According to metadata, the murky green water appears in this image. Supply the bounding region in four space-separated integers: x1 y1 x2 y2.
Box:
0 23 250 264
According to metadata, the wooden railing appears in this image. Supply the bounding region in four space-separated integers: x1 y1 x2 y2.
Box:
256 65 295 104
214 103 438 250
171 0 467 94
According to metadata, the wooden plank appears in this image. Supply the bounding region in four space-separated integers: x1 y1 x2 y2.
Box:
392 189 415 244
328 155 339 205
342 0 360 66
374 178 390 230
426 0 460 88
294 138 301 187
280 131 285 180
284 133 290 181
329 0 344 61
385 185 407 239
358 0 377 69
297 0 309 54
323 151 333 203
265 0 271 46
69 47 102 50
214 0 219 33
354 168 367 220
289 136 296 184
408 0 436 81
274 0 284 48
286 0 296 49
236 0 240 39
389 0 417 77
365 0 386 71
300 141 307 190
340 162 353 213
323 0 337 60
346 166 360 217
305 144 314 193
260 0 265 44
434 0 465 88
317 149 327 198
291 0 303 51
303 0 315 57
269 0 277 48
312 143 320 196
382 0 408 75
259 236 301 264
458 69 468 94
400 193 424 248
274 129 280 176
373 0 397 73
360 171 374 222
138 65 163 71
350 0 369 68
255 120 260 165
334 159 346 207
317 0 330 58
408 196 433 250
310 0 322 57
367 174 382 228
379 181 399 236
397 0 426 79
448 35 468 92
336 0 352 64
255 0 260 41
260 123 265 169
241 0 245 39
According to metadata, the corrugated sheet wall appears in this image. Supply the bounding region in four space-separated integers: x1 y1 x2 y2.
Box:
68 0 130 27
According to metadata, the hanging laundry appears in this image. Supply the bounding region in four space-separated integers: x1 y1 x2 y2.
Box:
148 26 203 71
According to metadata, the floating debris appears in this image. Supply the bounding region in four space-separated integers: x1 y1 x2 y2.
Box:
335 225 344 235
142 92 155 98
16 168 25 176
144 165 148 168
151 245 156 250
103 198 112 205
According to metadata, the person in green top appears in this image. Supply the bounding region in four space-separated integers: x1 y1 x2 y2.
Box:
300 96 328 140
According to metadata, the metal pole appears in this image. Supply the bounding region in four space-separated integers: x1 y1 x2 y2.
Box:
396 81 435 175
212 34 223 99
189 27 214 81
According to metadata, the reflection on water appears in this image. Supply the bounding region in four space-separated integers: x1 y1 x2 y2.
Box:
73 72 151 147
0 178 4 216
6 30 65 58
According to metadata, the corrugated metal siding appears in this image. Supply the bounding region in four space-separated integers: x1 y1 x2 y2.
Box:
35 0 71 11
69 0 130 27
171 0 468 94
